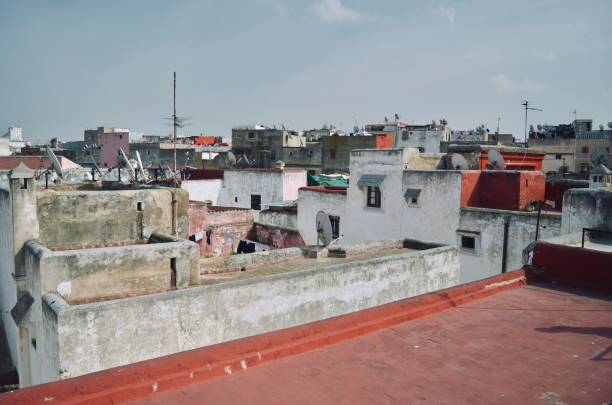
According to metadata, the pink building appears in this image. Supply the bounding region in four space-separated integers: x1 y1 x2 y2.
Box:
99 131 129 168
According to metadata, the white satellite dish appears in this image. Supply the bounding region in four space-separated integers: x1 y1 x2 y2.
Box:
591 147 609 166
451 153 469 170
227 151 237 166
487 149 506 170
316 210 333 247
135 151 146 181
118 148 136 179
46 146 63 178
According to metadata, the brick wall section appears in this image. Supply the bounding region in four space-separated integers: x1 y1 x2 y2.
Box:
248 223 305 248
188 203 253 256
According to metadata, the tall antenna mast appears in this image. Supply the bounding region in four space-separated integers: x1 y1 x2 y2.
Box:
522 100 543 144
496 117 500 134
173 71 177 181
572 109 577 121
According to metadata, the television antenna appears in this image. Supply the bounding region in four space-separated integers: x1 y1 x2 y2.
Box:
522 100 543 143
315 211 334 247
487 149 506 170
451 153 469 170
162 72 192 186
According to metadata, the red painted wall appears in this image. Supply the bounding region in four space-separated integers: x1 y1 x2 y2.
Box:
544 180 589 211
480 150 543 171
532 241 612 294
375 134 394 148
461 171 545 211
191 136 221 146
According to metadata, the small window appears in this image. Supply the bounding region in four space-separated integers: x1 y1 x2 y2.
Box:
137 201 143 211
206 230 212 245
367 186 381 208
20 179 28 190
581 146 589 153
251 194 261 210
329 149 336 159
271 150 277 160
329 215 340 239
411 197 418 204
119 134 123 139
236 134 242 139
555 154 562 160
235 197 238 203
418 147 425 153
461 236 475 249
248 132 255 140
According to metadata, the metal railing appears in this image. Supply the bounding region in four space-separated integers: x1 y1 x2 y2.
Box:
581 227 612 248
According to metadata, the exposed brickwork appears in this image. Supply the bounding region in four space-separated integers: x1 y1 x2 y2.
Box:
188 202 253 256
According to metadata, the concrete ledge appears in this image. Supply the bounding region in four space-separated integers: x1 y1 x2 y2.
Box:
1 270 529 405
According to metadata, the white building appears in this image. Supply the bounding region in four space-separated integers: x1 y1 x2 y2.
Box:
181 167 307 221
297 148 563 283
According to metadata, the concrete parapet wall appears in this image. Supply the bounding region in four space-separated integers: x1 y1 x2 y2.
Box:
47 244 459 379
36 188 189 250
25 237 199 304
199 246 304 274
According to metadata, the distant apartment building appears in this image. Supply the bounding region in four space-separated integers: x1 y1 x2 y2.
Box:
365 119 450 153
232 126 305 167
529 119 612 173
1 127 27 153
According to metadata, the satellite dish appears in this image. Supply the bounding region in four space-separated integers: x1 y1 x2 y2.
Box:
451 153 469 170
135 151 146 181
488 149 506 170
118 148 135 179
591 147 608 166
227 151 236 166
46 146 63 178
607 122 612 129
316 211 333 247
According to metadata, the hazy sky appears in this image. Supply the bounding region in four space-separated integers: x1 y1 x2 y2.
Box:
1 0 611 143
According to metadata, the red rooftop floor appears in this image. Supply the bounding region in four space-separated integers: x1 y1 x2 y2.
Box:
124 284 612 405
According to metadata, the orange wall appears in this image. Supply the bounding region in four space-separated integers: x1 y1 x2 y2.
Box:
480 151 544 171
461 171 545 211
375 134 394 148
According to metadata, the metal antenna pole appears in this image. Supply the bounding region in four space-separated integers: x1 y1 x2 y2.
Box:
522 100 543 144
497 117 500 134
173 71 177 182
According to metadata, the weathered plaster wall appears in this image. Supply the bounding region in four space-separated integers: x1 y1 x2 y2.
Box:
258 209 298 230
181 179 222 204
459 207 561 282
26 239 198 304
297 189 346 245
47 245 458 379
0 189 18 375
396 129 442 153
461 171 545 211
561 188 612 234
36 188 189 249
399 170 463 246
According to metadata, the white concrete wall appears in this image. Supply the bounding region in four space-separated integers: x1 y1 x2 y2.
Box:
181 179 222 204
217 170 306 221
343 149 407 244
399 170 462 245
45 245 459 380
282 170 307 201
458 208 562 283
297 189 346 244
561 188 612 234
396 129 442 153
